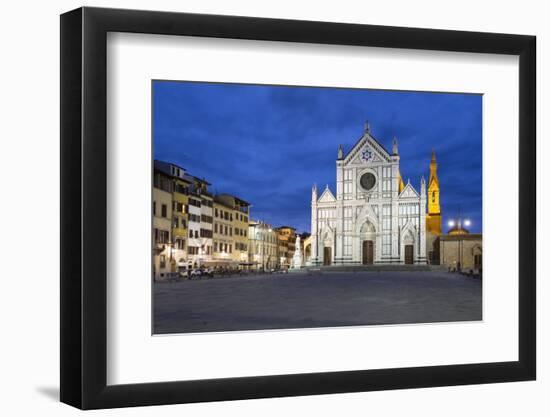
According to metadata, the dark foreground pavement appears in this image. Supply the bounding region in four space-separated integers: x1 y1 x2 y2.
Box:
153 271 482 334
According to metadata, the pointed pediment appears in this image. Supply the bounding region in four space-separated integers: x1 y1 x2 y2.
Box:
349 149 383 165
318 187 336 203
401 220 418 241
399 182 420 199
343 132 392 166
354 204 379 227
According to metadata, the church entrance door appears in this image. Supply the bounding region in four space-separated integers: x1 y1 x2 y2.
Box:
323 247 332 266
404 245 414 265
362 240 374 265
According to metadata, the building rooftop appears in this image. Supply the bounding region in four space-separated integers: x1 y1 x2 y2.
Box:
216 193 251 207
154 159 211 185
275 226 296 231
439 233 482 241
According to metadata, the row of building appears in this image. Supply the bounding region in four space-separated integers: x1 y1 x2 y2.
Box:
153 160 301 281
154 121 483 281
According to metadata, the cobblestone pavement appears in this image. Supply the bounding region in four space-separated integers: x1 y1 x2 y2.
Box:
153 271 482 334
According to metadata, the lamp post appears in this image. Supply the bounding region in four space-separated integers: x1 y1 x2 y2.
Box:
250 223 258 270
265 227 273 270
447 216 471 272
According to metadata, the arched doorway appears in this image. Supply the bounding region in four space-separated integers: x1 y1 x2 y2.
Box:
402 230 415 265
362 240 374 264
360 220 376 265
322 231 333 266
323 247 332 265
404 244 414 264
472 245 482 271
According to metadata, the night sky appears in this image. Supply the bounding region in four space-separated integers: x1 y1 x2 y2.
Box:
153 81 482 234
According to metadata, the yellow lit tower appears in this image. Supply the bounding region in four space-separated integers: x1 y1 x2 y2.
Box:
426 150 442 235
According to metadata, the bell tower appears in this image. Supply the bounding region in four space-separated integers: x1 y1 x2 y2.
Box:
426 150 442 235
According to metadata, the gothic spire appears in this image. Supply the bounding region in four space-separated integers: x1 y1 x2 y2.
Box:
429 149 439 187
364 120 371 133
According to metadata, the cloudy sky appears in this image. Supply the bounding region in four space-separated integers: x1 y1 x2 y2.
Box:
153 81 482 234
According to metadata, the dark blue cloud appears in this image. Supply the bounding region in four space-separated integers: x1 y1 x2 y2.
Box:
153 81 482 233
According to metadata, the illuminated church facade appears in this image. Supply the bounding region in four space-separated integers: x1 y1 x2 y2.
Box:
309 122 441 266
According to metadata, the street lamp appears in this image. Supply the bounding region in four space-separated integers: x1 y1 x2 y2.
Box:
266 228 273 271
447 217 471 233
447 214 471 272
249 223 259 270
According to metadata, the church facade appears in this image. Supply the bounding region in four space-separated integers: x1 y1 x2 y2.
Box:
309 122 439 266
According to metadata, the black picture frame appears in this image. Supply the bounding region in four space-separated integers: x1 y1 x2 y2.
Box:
60 6 536 410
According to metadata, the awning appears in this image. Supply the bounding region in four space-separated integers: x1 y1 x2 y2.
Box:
203 259 240 266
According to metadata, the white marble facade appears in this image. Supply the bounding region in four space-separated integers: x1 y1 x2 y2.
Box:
310 123 427 266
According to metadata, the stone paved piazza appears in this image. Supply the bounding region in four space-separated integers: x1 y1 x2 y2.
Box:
153 271 482 334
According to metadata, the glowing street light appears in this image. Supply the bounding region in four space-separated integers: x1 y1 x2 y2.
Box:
447 213 472 273
447 218 471 231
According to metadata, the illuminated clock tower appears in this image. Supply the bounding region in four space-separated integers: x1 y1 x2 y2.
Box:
426 150 442 235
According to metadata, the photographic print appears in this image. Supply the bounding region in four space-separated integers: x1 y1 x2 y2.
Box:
152 81 482 334
60 9 536 407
